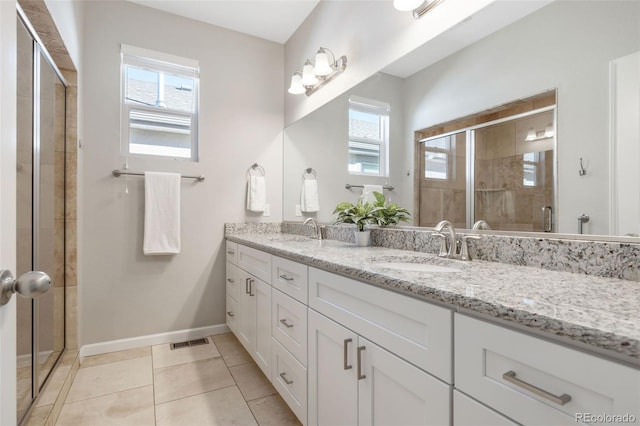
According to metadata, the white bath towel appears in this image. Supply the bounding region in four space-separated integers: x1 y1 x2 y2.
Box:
362 184 383 203
144 172 181 255
247 175 266 212
301 179 320 212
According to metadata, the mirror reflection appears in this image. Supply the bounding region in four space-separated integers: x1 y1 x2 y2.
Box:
283 0 639 237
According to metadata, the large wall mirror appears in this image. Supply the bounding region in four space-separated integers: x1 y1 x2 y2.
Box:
283 0 639 237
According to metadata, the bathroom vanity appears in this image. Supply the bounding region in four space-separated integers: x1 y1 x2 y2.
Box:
225 230 640 425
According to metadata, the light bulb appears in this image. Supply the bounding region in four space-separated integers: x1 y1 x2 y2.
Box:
314 50 332 76
301 61 319 86
287 73 305 95
393 0 425 12
525 128 536 141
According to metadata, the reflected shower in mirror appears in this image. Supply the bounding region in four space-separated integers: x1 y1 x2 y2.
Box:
283 0 639 237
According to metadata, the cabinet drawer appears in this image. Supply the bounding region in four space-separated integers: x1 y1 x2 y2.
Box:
272 256 308 304
272 289 308 366
225 294 238 334
272 338 307 425
455 314 640 425
226 262 241 301
238 244 272 283
309 267 452 383
453 391 517 426
226 241 238 265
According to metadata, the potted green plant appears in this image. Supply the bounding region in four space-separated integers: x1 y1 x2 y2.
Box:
333 192 410 246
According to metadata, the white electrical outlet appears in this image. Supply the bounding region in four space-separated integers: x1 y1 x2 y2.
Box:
263 204 271 217
295 205 302 216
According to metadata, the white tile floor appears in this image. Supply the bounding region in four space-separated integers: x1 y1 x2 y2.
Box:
55 333 301 426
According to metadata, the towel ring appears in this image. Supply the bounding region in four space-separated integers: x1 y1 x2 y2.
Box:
247 163 265 177
303 168 317 180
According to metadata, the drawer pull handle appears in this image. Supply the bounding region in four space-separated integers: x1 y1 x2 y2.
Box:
279 372 294 385
502 371 571 406
249 279 255 297
227 278 234 283
227 311 234 317
357 346 366 380
227 250 235 255
343 338 353 370
279 319 294 328
245 278 251 294
279 274 294 281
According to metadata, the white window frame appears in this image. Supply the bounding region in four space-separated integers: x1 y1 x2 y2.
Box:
348 96 390 177
120 44 200 161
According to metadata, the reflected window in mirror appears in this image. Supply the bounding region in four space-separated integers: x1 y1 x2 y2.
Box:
424 135 455 180
348 96 390 176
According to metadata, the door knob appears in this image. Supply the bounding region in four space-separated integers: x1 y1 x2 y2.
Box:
0 269 51 305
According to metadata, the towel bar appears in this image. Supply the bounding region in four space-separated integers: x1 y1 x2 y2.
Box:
112 170 205 182
345 184 394 191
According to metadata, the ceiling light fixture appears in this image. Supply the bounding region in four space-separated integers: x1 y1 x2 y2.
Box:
394 0 446 19
288 47 347 96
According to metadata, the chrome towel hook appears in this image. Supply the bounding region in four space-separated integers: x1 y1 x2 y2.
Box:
579 157 588 176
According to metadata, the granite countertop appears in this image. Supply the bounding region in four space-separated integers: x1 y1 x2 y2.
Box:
226 232 640 367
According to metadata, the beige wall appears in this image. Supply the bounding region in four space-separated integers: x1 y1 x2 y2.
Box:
80 1 284 345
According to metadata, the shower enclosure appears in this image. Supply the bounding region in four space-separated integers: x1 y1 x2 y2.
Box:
16 10 67 423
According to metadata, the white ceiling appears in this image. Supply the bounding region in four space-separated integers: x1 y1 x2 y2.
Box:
127 0 320 44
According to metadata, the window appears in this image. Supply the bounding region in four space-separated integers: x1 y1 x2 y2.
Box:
424 135 454 180
348 96 389 176
121 45 199 160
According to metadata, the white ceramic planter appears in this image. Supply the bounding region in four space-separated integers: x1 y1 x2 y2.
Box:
354 230 371 247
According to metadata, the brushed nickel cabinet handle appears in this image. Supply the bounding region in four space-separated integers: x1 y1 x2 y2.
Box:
245 278 250 294
502 371 571 406
279 372 293 385
249 279 255 297
279 319 294 328
227 278 234 283
279 274 294 281
343 338 353 370
227 311 234 317
357 346 366 380
227 250 235 255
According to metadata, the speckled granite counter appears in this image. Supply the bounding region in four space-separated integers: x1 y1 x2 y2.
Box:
226 231 640 367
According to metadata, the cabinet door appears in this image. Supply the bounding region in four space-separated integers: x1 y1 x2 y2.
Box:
453 390 517 426
358 337 450 426
254 278 271 380
308 310 358 426
237 272 256 354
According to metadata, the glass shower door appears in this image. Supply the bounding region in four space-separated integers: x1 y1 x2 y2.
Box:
16 12 66 423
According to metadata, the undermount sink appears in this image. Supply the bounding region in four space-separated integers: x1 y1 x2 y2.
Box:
375 262 461 273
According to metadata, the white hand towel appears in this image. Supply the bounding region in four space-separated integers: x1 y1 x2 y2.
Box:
144 172 181 255
301 179 320 212
362 184 383 203
247 175 266 212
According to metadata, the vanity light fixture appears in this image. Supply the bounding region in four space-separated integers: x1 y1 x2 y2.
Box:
525 124 555 142
287 47 347 96
394 0 446 19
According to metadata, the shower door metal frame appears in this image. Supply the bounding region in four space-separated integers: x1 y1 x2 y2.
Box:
17 4 67 420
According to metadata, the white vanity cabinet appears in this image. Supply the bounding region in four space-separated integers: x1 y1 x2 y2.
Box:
455 314 640 425
307 267 452 426
227 243 272 380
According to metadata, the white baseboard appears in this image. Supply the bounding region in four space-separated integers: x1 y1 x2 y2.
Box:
79 324 229 360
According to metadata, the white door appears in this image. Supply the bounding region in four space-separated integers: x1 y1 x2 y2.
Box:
0 1 18 424
308 310 358 426
253 278 271 379
358 337 451 426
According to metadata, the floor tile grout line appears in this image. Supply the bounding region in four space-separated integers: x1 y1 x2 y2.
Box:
79 351 151 369
153 383 240 408
61 383 154 407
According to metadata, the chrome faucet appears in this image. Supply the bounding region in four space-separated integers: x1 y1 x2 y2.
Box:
472 220 490 230
433 220 457 258
303 218 323 240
